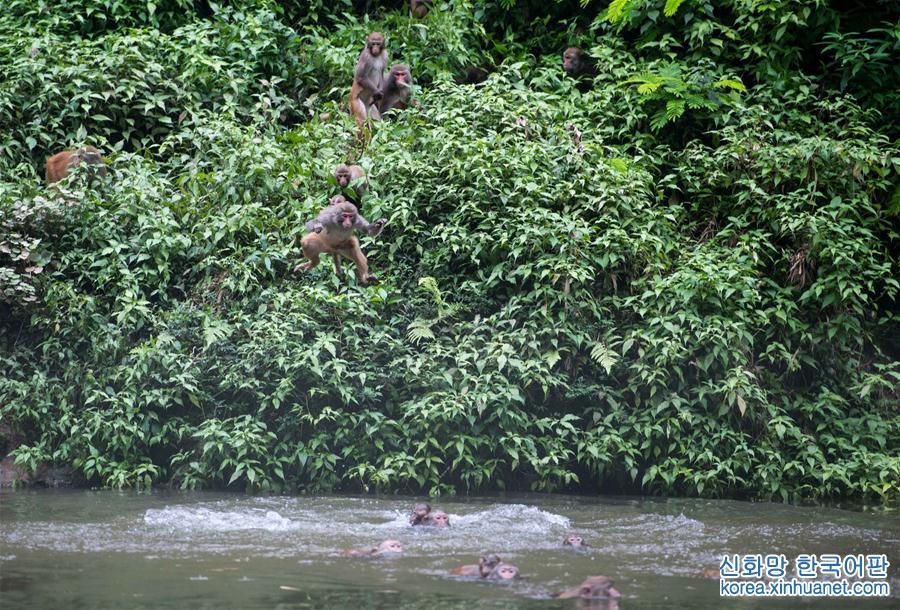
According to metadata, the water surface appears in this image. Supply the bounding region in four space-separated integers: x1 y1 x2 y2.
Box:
0 491 897 609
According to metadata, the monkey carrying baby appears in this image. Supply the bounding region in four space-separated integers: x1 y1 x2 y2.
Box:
295 195 386 285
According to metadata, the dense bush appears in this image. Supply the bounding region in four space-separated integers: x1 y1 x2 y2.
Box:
1 1 897 503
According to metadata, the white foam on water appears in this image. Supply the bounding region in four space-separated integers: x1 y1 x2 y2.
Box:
451 504 571 530
143 507 298 532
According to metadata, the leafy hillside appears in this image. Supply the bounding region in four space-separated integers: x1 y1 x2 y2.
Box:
1 0 898 502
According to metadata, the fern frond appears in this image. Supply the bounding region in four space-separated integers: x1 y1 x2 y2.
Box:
650 110 669 131
590 343 619 375
406 320 435 344
606 0 632 25
664 0 687 17
665 99 686 121
684 94 712 110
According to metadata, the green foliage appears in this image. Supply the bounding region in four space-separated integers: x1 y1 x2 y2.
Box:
0 0 897 503
625 60 745 130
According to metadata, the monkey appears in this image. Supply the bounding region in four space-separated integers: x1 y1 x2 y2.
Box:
410 0 431 17
563 47 597 79
487 563 520 580
456 66 489 85
695 568 721 579
563 533 588 548
376 64 414 118
349 32 388 130
334 164 368 204
421 509 450 527
45 146 108 184
296 196 386 285
450 554 502 578
342 539 403 557
409 502 432 525
556 576 621 599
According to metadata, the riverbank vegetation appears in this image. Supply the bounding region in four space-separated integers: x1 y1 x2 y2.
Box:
1 0 898 503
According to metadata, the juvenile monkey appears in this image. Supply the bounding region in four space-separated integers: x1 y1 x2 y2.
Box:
563 533 588 548
409 502 432 525
45 146 107 183
410 0 431 17
377 64 414 117
450 554 502 578
349 32 388 129
563 47 596 77
342 539 403 557
556 575 621 599
487 563 520 580
421 510 450 527
334 164 368 204
296 196 386 285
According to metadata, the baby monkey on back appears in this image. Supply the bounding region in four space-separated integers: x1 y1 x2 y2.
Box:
409 502 450 527
296 196 386 285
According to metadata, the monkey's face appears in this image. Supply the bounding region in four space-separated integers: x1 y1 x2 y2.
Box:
367 35 385 56
378 540 403 554
392 68 410 86
341 211 355 228
494 564 519 580
564 534 584 547
563 48 581 73
431 511 449 527
412 503 430 517
336 169 350 187
480 555 501 575
582 577 620 599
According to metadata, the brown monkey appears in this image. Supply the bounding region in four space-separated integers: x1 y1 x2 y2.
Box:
342 539 403 557
376 64 414 118
556 576 621 599
422 510 450 527
563 47 596 78
349 32 388 129
563 533 588 547
487 563 520 580
409 502 432 525
296 196 386 285
45 146 107 184
450 554 502 578
334 164 368 204
410 0 431 17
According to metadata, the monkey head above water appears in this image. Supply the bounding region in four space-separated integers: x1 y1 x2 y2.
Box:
556 576 621 599
342 539 403 558
295 197 386 285
450 554 502 578
563 533 588 548
45 146 108 184
409 502 431 525
487 562 520 580
422 510 450 527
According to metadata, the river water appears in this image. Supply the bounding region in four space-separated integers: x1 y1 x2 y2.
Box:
0 491 896 609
